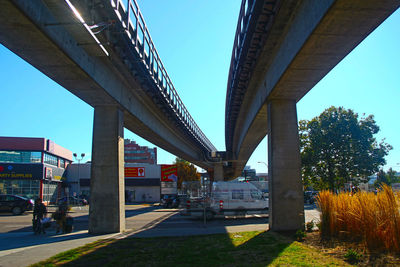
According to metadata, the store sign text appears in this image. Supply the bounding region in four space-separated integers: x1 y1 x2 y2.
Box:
0 173 33 178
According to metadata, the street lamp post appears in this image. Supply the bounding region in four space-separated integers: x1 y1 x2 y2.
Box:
257 161 268 168
73 153 85 204
257 161 268 172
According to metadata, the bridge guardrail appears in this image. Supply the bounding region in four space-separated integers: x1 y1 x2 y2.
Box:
110 0 216 152
225 0 277 145
227 0 254 97
225 0 257 145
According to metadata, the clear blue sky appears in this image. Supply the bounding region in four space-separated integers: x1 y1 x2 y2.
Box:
1 1 399 174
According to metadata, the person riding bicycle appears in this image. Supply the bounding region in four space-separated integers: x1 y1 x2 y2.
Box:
33 198 47 234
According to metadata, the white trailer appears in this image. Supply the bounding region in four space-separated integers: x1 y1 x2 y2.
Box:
185 181 268 219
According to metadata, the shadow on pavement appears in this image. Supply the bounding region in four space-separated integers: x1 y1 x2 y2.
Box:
125 205 160 218
128 212 269 238
0 231 100 252
5 205 161 233
175 212 268 226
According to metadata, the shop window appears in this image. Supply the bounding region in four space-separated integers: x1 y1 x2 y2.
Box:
31 152 42 163
0 151 42 163
42 181 58 203
0 179 39 199
125 156 149 160
43 153 58 166
59 158 65 168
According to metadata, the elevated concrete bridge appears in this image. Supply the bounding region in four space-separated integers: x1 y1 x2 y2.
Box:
225 0 399 231
0 0 218 233
2 0 399 234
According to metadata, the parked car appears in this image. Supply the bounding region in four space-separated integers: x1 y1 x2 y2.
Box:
160 195 179 208
57 196 88 206
0 194 34 215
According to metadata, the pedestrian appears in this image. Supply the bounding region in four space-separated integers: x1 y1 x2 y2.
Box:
33 198 47 234
52 202 68 234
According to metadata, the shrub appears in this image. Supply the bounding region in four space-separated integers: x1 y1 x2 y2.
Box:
295 229 306 241
344 249 362 264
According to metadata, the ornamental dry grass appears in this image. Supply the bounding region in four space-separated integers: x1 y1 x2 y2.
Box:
317 185 400 253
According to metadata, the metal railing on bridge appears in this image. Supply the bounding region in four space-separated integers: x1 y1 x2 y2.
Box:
109 0 216 152
225 0 278 145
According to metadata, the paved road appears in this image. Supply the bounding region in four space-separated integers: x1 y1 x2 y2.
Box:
0 205 90 233
0 204 320 267
0 204 182 233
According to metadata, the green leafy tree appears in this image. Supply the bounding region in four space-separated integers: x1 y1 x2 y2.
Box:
374 168 400 187
376 169 389 186
299 106 392 191
174 158 200 189
387 168 400 184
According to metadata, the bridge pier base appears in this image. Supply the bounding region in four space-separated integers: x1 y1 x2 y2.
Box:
89 105 125 234
267 99 304 231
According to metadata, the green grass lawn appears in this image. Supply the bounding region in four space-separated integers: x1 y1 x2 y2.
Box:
30 231 350 266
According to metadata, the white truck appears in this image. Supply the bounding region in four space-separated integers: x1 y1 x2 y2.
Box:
185 181 268 219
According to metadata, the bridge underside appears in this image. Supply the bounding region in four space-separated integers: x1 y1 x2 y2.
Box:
225 0 399 231
226 0 400 178
0 0 216 233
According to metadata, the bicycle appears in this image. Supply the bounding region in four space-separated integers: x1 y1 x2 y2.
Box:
32 217 43 234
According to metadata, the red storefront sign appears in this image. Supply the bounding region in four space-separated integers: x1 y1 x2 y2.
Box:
125 167 145 178
161 164 178 182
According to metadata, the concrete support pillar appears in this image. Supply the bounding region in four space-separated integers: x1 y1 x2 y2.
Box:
267 99 304 231
213 163 224 181
89 105 125 234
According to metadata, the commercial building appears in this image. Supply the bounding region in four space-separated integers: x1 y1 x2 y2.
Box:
66 162 91 199
124 139 157 164
0 137 73 203
67 139 159 200
0 136 171 203
125 163 161 202
66 163 161 203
